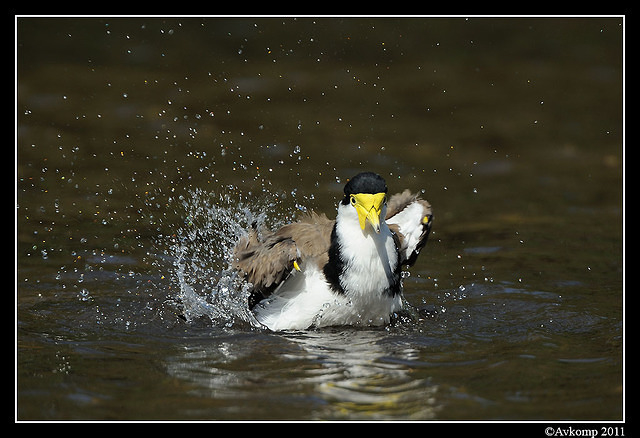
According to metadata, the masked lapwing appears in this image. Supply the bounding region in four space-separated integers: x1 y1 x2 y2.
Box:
233 172 433 331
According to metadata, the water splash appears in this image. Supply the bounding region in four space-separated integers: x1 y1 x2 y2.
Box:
163 187 286 329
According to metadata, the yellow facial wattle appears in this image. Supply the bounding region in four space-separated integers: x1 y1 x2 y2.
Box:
350 192 386 233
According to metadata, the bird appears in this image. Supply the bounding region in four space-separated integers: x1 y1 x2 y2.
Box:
232 171 433 331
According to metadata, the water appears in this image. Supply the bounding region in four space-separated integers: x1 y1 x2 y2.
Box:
17 17 623 421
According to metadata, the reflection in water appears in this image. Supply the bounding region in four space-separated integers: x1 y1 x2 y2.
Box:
165 329 440 420
289 330 440 420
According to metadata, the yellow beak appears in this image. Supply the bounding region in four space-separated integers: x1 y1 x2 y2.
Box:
351 192 386 233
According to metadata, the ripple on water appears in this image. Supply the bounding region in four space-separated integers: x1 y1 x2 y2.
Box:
164 328 443 420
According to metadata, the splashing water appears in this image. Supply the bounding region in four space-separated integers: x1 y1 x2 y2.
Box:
163 187 287 329
157 187 423 331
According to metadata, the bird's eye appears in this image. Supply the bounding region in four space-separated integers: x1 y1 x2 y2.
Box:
350 195 356 206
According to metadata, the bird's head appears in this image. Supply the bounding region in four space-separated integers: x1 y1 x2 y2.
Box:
342 172 388 234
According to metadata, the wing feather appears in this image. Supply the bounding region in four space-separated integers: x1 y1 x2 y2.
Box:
233 212 334 308
386 190 433 266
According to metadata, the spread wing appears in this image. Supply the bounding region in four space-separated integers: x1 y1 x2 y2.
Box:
386 190 433 267
232 212 334 308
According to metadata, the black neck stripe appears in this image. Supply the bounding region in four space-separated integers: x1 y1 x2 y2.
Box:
322 224 345 294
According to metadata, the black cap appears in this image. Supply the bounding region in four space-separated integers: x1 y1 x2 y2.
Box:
343 172 388 196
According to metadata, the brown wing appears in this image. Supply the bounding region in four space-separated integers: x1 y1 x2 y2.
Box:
385 189 417 219
386 190 433 266
233 212 334 308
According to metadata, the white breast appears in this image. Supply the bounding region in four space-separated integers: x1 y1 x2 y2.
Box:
332 206 402 319
335 211 398 296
